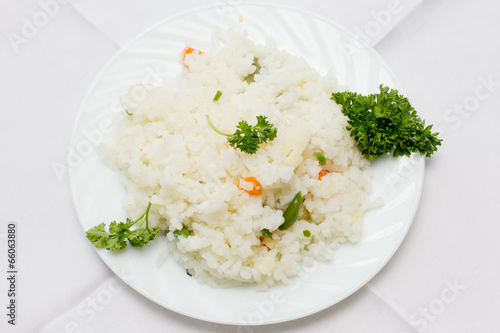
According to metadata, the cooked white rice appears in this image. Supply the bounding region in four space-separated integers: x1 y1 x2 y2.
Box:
103 29 372 287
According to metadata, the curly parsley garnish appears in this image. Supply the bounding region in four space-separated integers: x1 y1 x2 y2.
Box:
206 114 277 154
332 85 442 160
86 202 159 251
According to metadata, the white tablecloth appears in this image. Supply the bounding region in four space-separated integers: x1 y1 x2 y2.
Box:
1 0 499 332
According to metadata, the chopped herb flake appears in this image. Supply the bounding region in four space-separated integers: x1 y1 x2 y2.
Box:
313 152 326 165
261 229 272 238
213 90 222 102
244 57 261 84
173 226 190 238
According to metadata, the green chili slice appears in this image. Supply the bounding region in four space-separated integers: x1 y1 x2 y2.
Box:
279 191 304 230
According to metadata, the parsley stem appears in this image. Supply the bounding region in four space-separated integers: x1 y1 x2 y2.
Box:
144 201 151 230
131 201 152 237
130 201 152 227
206 115 232 137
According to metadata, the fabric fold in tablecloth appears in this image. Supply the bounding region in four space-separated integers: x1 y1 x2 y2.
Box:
39 279 421 332
68 0 422 48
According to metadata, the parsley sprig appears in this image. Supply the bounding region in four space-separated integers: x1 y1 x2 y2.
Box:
86 202 159 251
206 115 277 154
332 85 442 160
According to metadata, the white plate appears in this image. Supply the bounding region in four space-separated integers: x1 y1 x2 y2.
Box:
69 3 424 326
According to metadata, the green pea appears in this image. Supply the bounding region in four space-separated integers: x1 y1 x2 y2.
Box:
279 191 304 230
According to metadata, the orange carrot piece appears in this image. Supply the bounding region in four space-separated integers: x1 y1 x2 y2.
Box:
309 169 325 180
182 47 204 68
238 177 262 195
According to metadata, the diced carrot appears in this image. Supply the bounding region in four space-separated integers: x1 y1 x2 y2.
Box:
308 169 325 180
182 47 204 68
238 177 262 195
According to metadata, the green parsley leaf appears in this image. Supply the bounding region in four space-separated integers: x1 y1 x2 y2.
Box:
85 202 159 251
206 114 277 154
128 225 158 247
331 85 442 160
86 223 113 249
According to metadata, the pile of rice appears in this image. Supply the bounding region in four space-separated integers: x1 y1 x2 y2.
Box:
103 29 372 287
